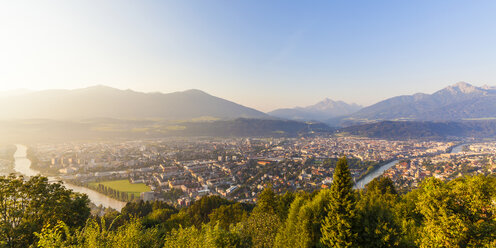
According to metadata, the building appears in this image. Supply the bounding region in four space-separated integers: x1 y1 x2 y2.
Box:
140 191 155 202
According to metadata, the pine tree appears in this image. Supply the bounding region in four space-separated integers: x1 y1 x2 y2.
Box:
321 156 357 248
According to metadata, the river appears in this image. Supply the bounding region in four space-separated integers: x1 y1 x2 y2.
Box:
13 144 126 211
354 160 399 189
450 144 466 154
354 143 467 188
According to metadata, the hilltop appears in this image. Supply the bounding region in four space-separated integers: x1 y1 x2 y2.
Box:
0 85 269 121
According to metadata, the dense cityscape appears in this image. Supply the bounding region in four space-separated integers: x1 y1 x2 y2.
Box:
6 136 487 208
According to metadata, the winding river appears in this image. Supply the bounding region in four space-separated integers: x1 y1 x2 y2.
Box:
354 143 467 189
13 144 126 211
354 160 399 189
450 143 466 154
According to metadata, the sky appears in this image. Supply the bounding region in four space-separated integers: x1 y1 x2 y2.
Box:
1 1 496 112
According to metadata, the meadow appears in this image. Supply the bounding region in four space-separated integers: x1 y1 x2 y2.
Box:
89 179 151 198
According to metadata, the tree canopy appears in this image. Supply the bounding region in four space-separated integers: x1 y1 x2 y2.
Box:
3 170 496 247
0 175 90 248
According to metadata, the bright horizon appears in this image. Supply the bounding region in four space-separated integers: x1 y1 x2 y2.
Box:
2 1 496 111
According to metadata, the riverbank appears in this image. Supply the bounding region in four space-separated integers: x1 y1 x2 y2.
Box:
13 144 127 211
354 159 399 189
450 143 468 154
0 144 16 176
355 159 395 182
354 143 472 189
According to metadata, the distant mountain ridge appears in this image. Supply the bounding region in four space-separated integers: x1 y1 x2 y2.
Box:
172 118 334 137
341 120 496 140
0 85 269 120
350 82 496 121
0 118 334 142
268 98 362 121
4 81 495 125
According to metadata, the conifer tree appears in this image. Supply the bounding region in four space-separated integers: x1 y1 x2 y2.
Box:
320 156 357 248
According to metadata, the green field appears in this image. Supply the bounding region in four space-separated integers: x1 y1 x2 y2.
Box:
89 179 151 197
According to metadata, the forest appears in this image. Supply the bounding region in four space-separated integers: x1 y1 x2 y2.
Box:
1 157 496 248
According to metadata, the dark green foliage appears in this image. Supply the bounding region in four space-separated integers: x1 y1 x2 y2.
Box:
36 217 163 248
251 186 294 221
365 176 397 195
163 223 250 248
277 191 296 221
394 188 423 247
0 175 90 248
275 190 331 247
321 157 358 248
230 187 285 247
5 173 496 248
208 203 248 230
184 195 232 228
252 186 279 216
357 177 401 247
415 176 496 247
122 200 154 218
241 211 281 248
122 200 176 219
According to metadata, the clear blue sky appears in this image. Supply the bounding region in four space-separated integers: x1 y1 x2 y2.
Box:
1 1 496 111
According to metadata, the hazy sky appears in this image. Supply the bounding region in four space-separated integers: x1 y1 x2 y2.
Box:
1 1 496 112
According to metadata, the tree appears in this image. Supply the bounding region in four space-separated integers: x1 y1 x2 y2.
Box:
0 175 90 248
357 177 401 247
164 223 248 248
252 186 279 216
239 185 284 247
125 200 176 217
320 157 358 248
416 176 496 247
186 195 232 228
36 217 163 248
35 221 72 248
275 189 332 248
274 195 308 248
394 187 423 247
277 191 296 221
242 211 281 248
208 203 248 230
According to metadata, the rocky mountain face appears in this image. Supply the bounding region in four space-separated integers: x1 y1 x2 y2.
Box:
351 82 496 121
268 98 362 122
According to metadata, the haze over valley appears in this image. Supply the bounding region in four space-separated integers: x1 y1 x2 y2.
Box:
4 1 496 247
4 82 496 141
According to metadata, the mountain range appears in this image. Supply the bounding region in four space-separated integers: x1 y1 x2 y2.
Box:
4 82 496 124
268 98 362 122
0 85 269 120
349 82 496 122
269 82 496 125
4 82 496 140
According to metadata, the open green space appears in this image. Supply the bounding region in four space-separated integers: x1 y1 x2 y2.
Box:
89 179 151 197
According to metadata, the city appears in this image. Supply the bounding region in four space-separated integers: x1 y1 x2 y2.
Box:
17 136 474 207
